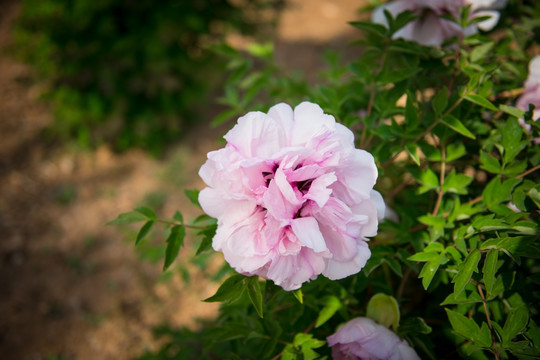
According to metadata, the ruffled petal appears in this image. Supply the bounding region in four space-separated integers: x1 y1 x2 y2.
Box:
304 172 337 208
323 241 371 280
290 102 336 146
224 111 284 158
291 216 328 253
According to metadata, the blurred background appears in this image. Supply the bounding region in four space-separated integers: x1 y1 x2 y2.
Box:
0 0 368 358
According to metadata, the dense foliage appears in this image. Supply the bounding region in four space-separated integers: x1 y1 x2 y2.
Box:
109 1 540 359
15 0 281 153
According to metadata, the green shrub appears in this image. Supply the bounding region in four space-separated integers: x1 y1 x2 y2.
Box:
15 0 281 154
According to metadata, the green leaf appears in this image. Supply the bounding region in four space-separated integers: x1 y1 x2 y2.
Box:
246 277 264 318
203 274 246 303
405 143 420 166
246 42 273 59
293 333 325 360
419 252 446 289
173 210 183 223
502 160 528 177
417 168 440 193
482 177 522 209
367 293 400 329
134 206 158 220
292 289 303 304
503 307 529 345
385 257 403 277
441 289 483 305
442 170 473 195
163 225 186 270
446 309 482 342
363 255 384 276
446 142 466 162
446 247 462 262
418 214 446 228
349 60 370 80
106 211 149 225
184 189 201 208
349 21 388 37
398 317 432 336
432 87 448 115
470 42 494 63
315 296 342 328
482 249 498 296
196 224 217 255
452 249 481 297
500 104 525 119
408 245 443 262
501 118 525 164
135 220 154 245
464 93 498 111
526 320 540 352
480 151 501 174
441 115 476 139
478 322 493 348
377 67 420 84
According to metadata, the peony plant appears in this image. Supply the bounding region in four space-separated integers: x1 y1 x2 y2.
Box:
110 1 540 359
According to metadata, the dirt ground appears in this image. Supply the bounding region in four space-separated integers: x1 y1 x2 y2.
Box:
0 1 365 359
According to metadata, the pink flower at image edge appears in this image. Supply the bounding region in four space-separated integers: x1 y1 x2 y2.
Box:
327 317 420 360
371 0 507 47
198 102 384 290
516 55 540 144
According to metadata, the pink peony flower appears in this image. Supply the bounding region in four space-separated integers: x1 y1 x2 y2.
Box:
516 55 540 144
372 0 506 46
327 317 421 360
198 102 384 290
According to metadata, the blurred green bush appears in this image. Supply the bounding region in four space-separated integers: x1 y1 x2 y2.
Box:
15 0 282 154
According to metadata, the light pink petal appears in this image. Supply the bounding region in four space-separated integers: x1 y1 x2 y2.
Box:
317 197 352 226
275 165 303 206
351 199 379 238
199 188 255 220
371 1 414 27
528 55 540 82
319 224 357 262
266 248 326 290
412 14 458 46
323 241 371 280
290 102 336 146
263 176 298 222
210 201 259 250
390 341 422 360
291 217 328 253
327 317 379 346
277 227 303 256
370 190 386 222
288 163 325 182
304 172 337 208
268 102 294 144
224 111 284 158
332 149 378 203
323 240 371 280
328 317 421 360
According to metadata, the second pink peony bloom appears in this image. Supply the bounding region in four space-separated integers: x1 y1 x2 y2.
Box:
199 102 384 290
372 0 507 47
327 317 421 360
